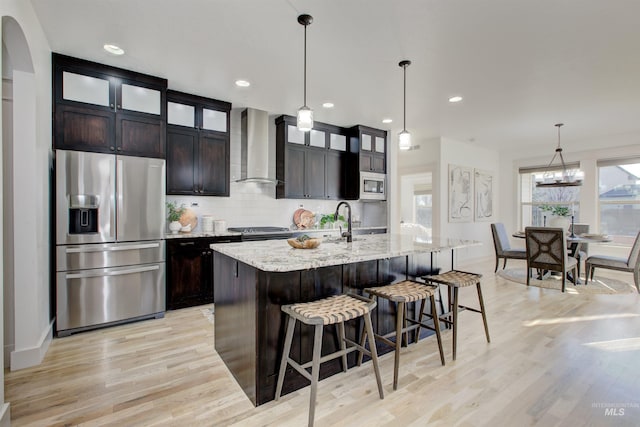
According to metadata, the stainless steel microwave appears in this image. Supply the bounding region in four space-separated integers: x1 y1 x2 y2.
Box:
360 171 386 200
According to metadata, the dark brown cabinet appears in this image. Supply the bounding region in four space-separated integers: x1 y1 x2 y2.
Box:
167 236 240 310
275 115 348 200
350 125 387 173
53 53 167 158
166 90 231 196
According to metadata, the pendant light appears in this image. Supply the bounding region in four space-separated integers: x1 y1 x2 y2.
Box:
398 60 412 150
297 14 313 132
535 123 584 187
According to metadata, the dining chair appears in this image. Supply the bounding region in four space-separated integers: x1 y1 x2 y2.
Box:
569 223 590 279
586 230 640 293
491 223 527 272
525 227 578 292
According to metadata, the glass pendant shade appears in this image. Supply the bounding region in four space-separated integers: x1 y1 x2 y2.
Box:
398 130 411 150
297 105 313 132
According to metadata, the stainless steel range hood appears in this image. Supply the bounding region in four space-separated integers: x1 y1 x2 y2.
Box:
236 108 278 184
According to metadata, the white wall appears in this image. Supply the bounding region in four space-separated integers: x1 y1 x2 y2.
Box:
439 138 500 261
167 108 388 230
1 0 54 386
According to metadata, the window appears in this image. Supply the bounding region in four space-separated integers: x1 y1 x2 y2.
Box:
597 159 640 244
413 182 432 235
520 166 581 228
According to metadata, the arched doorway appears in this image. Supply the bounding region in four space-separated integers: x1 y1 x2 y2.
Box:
2 15 43 375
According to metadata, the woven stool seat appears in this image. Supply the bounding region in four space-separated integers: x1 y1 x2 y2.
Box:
276 293 383 427
423 269 489 361
365 280 438 303
425 270 482 288
362 280 444 390
284 294 371 326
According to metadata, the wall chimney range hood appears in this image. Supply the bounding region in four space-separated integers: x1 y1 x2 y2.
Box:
236 108 278 184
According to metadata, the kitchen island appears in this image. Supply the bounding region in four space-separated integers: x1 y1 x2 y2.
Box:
211 233 479 406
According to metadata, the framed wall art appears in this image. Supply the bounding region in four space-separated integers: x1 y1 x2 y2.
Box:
448 164 473 222
474 169 494 221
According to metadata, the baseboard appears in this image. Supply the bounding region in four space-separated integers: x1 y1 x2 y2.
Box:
0 402 10 427
10 319 54 370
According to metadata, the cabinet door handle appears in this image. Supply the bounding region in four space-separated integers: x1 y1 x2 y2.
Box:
110 103 115 108
109 146 115 151
179 242 195 247
117 147 122 151
116 104 121 109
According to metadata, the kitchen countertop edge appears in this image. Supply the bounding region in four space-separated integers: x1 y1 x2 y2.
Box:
210 233 481 272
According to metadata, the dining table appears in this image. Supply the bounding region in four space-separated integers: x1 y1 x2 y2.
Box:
512 230 612 284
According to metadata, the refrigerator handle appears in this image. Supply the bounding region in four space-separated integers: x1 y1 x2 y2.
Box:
66 264 160 279
117 157 124 227
65 242 161 254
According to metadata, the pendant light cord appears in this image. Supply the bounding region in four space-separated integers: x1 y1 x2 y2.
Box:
303 23 307 107
403 64 407 131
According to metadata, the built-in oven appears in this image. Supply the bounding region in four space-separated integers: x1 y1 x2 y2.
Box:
360 171 386 200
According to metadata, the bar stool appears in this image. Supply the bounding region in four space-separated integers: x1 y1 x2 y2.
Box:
359 280 445 390
422 270 490 361
275 293 384 427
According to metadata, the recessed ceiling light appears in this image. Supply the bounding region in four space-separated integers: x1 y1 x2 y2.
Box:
322 102 334 108
382 118 393 124
235 80 251 87
103 44 124 55
449 95 463 103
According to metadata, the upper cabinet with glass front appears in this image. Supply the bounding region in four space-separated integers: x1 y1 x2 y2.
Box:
350 125 387 173
53 53 167 158
166 90 230 133
165 90 231 196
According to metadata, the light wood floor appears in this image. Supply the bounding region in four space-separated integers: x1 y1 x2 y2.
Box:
6 258 640 426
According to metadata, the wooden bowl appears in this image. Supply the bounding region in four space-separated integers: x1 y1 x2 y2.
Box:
287 237 321 249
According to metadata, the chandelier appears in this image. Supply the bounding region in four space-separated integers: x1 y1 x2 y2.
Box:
535 123 583 188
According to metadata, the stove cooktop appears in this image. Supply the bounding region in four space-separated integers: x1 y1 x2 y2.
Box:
227 226 291 234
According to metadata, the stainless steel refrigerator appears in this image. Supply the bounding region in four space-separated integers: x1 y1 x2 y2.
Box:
55 150 166 336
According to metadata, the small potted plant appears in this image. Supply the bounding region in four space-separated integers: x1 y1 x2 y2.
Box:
166 201 186 234
319 213 345 229
541 204 571 231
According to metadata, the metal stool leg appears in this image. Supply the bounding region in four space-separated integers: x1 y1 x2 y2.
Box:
308 324 324 427
275 315 296 400
476 283 490 343
363 311 384 399
452 287 459 361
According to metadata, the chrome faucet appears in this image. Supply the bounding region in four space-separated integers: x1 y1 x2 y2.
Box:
334 201 353 242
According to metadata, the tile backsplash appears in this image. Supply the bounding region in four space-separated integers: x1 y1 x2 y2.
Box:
166 185 386 232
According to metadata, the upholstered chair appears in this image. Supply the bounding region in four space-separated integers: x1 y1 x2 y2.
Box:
525 227 578 292
491 223 526 272
586 231 640 293
569 223 589 279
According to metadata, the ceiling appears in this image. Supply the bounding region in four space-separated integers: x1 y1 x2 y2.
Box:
29 0 640 156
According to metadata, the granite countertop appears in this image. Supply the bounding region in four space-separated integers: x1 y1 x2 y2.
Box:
210 233 481 272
